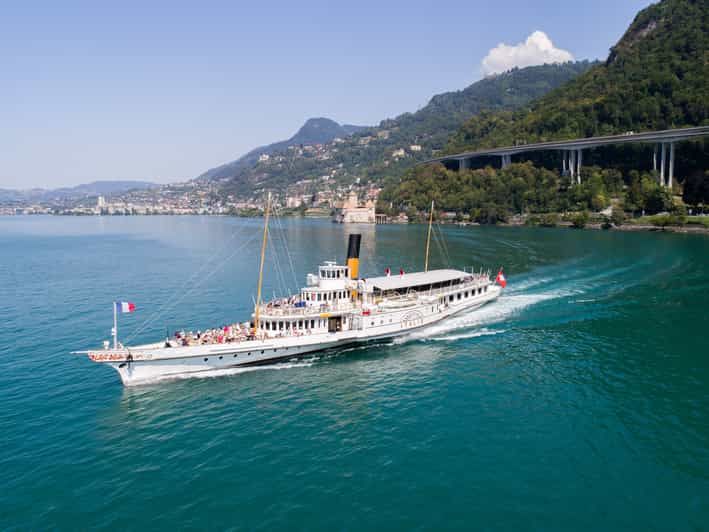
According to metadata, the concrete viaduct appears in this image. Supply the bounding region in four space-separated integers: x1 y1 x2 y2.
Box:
424 126 709 187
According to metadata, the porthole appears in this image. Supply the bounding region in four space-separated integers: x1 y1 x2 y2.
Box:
233 354 237 358
204 358 208 362
219 356 223 360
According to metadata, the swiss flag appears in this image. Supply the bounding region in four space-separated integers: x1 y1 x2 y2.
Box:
495 268 507 288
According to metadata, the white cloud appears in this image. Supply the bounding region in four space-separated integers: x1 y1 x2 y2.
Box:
481 31 574 76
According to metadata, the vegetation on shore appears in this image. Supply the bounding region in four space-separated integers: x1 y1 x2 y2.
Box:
378 161 690 224
379 0 708 226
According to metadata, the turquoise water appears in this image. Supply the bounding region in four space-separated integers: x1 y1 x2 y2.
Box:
1 215 708 530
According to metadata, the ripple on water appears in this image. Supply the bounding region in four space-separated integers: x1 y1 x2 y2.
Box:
1 218 708 530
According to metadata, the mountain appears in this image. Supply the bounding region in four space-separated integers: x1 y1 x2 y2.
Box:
199 118 368 181
212 61 594 196
0 180 157 204
447 0 708 153
382 0 709 220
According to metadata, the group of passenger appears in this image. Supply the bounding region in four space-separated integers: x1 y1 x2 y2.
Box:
167 322 253 347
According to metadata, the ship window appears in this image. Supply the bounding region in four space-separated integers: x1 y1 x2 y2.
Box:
485 286 488 292
449 295 454 302
204 358 208 362
260 350 263 354
371 321 374 326
311 319 315 329
457 293 461 300
298 320 303 328
233 354 237 358
219 356 223 360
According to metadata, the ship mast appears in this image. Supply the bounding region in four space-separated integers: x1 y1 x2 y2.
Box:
253 191 271 336
424 200 434 272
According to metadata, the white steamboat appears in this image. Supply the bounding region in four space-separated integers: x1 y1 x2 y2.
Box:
79 197 504 385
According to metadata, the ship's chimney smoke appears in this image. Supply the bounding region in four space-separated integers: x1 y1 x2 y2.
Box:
346 234 361 279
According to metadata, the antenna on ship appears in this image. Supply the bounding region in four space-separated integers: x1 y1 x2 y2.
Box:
424 200 434 272
253 191 271 337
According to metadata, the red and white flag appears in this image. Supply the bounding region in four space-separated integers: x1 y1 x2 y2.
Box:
114 301 136 314
495 268 507 288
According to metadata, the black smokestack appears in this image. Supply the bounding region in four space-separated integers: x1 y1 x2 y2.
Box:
347 234 361 259
346 234 361 279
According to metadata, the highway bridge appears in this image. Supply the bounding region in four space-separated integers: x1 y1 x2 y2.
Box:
424 126 709 187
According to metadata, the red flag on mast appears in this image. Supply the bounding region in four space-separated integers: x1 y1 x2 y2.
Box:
495 268 507 288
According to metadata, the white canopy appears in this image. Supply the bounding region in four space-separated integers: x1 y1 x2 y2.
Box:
363 269 468 292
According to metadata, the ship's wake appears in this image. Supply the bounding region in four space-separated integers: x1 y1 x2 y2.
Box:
135 258 647 384
397 288 572 344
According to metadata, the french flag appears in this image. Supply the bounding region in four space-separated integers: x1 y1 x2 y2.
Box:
115 301 136 314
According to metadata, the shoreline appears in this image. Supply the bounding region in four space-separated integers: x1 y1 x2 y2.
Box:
2 212 708 235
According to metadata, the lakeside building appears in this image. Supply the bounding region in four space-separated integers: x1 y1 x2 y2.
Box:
333 191 376 223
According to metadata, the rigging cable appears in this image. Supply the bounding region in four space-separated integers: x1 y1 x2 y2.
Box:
124 230 261 344
271 206 299 291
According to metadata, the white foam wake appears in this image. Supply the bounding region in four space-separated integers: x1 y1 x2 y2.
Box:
395 287 573 344
427 328 505 342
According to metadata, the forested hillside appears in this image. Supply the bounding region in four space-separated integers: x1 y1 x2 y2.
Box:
447 0 708 152
214 62 593 197
382 0 709 219
200 118 367 181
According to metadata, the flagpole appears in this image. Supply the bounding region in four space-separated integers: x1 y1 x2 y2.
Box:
113 302 118 349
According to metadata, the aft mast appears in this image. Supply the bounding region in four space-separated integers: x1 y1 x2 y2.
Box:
424 200 434 272
253 191 271 336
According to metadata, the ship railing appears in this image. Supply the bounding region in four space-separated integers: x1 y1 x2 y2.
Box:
379 279 489 301
257 301 358 317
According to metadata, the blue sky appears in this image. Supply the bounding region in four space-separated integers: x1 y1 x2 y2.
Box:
1 0 651 189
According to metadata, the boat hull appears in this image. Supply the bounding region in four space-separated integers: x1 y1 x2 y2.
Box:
95 287 500 386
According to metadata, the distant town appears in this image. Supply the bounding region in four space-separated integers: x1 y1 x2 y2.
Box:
0 173 412 224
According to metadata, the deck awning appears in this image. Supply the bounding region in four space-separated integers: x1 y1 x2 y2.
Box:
364 269 467 292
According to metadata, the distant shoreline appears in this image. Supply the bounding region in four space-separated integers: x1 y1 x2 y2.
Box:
3 212 708 235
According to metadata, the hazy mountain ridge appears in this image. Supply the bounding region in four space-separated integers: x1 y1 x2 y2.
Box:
199 118 368 181
0 180 157 203
213 61 594 196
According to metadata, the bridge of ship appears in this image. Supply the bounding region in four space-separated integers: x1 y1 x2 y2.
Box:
424 126 709 187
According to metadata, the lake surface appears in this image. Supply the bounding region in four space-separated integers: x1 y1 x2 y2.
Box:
1 215 708 530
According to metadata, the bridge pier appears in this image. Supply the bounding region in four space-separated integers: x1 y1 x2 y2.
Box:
668 142 675 188
657 142 676 187
501 154 512 168
459 158 471 171
569 150 576 181
653 144 658 172
561 151 567 175
576 149 583 184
